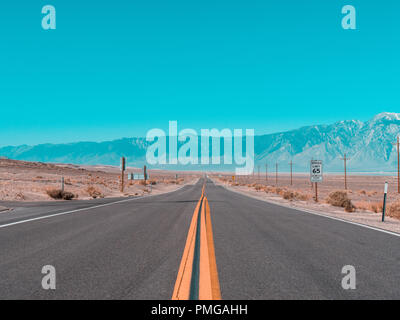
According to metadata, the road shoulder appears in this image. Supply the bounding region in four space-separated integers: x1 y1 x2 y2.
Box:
212 179 400 236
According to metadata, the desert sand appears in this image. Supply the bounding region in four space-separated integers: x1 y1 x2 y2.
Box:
211 172 400 234
0 159 199 202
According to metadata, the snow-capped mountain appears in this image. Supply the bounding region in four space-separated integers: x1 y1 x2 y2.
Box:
0 112 399 172
254 112 400 172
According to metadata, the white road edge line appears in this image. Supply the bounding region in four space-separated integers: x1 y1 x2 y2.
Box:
215 181 400 238
0 182 193 229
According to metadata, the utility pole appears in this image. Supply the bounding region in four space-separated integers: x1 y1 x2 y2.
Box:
257 165 260 180
392 136 400 193
310 158 313 190
265 162 268 182
275 162 278 186
340 153 350 190
289 160 293 186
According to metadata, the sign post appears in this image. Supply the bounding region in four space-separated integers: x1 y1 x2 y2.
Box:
382 182 388 222
120 157 126 192
310 160 323 202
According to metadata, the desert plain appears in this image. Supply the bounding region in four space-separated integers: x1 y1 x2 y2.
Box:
0 159 199 202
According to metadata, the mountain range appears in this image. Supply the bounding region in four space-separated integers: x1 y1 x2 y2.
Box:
1 112 399 173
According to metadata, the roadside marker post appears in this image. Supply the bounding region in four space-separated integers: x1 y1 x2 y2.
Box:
61 176 64 193
120 157 126 192
382 182 388 222
392 136 400 193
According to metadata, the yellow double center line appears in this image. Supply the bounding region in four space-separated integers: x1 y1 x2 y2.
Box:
172 183 221 300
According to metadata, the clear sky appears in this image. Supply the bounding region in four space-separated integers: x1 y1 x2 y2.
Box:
0 0 398 146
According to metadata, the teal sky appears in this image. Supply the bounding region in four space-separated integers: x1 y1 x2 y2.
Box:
0 0 398 146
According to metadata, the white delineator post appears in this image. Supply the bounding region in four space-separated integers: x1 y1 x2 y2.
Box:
382 182 388 222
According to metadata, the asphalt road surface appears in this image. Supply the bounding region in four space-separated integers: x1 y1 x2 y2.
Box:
0 178 399 299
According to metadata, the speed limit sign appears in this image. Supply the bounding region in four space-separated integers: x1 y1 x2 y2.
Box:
310 160 323 182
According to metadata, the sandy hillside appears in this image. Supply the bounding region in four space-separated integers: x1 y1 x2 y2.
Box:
0 159 199 201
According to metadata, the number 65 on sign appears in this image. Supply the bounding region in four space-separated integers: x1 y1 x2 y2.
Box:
310 160 323 183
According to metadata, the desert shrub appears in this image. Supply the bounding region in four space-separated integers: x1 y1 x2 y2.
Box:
46 189 76 200
283 190 311 201
276 188 288 197
283 191 295 200
370 202 383 213
264 186 276 193
388 201 400 219
327 190 355 212
149 179 157 185
62 192 75 200
254 184 264 191
86 186 104 199
344 201 356 212
46 189 63 199
353 201 368 211
354 201 383 213
164 178 183 185
16 192 26 200
295 192 311 201
327 191 349 206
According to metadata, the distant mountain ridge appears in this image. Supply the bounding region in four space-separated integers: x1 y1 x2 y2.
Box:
1 112 399 172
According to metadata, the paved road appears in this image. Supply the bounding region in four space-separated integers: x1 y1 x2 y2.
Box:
0 183 200 299
1 178 399 299
207 180 400 299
